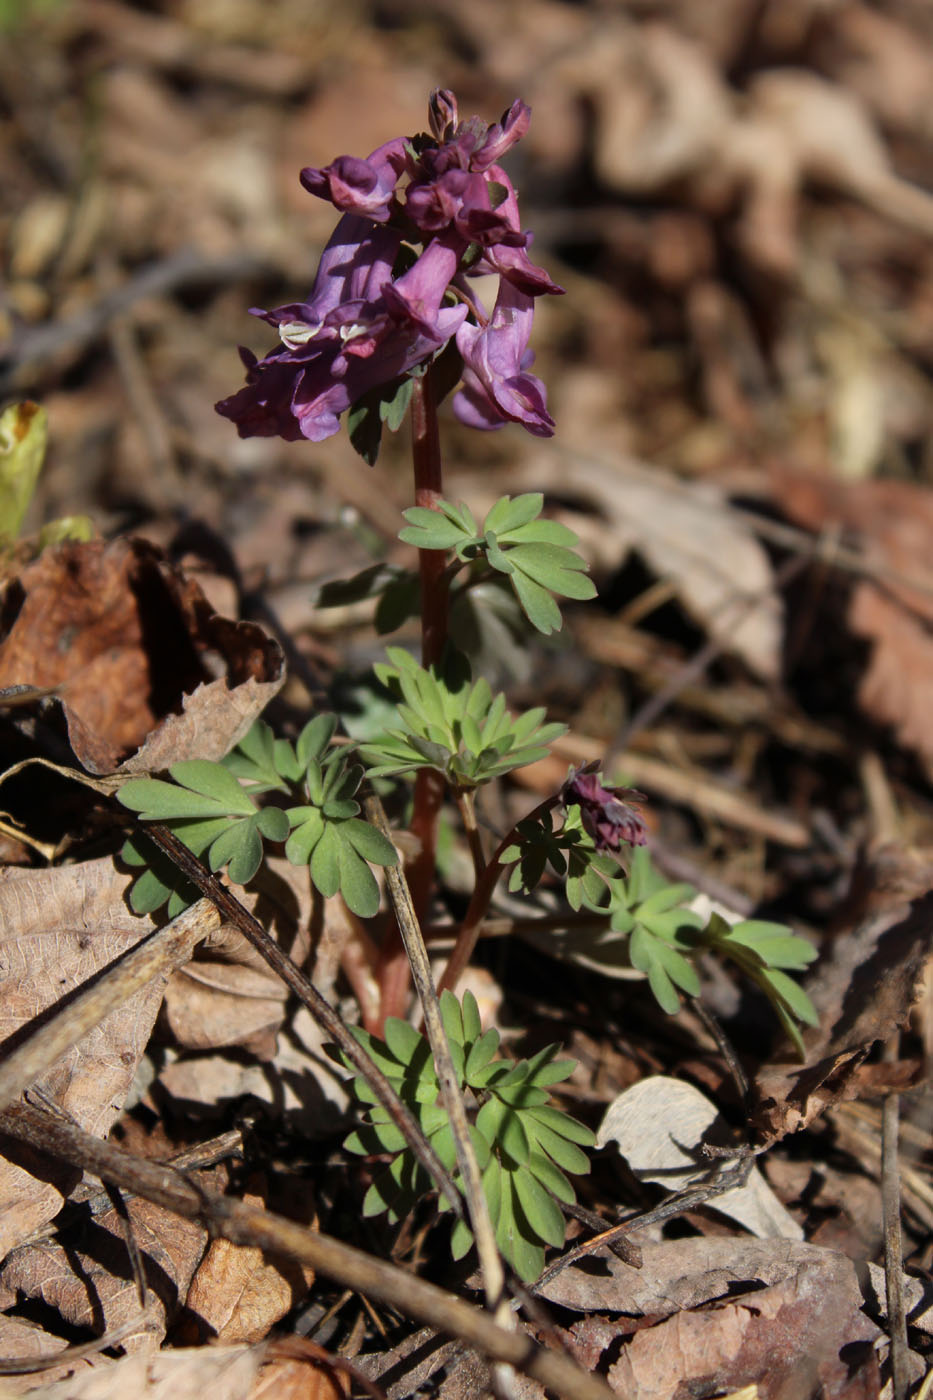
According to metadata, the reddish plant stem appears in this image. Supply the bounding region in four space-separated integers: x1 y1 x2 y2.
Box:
435 794 562 1000
377 369 450 1025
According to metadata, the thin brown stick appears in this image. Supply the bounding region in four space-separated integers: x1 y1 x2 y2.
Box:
436 793 563 999
365 796 511 1337
0 1102 616 1400
882 1036 909 1400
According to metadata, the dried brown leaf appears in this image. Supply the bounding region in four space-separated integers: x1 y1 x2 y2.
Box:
184 1186 314 1346
0 859 167 1254
596 1077 802 1239
0 537 283 774
0 1193 206 1348
606 1253 879 1400
753 849 933 1144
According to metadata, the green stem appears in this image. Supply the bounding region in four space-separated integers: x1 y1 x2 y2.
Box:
377 368 449 1026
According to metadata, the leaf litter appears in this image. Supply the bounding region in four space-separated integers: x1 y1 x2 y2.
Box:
0 2 932 1397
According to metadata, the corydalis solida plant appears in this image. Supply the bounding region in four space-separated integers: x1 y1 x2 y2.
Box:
215 90 563 447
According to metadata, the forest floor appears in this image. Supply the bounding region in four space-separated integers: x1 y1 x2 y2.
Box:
0 2 932 1397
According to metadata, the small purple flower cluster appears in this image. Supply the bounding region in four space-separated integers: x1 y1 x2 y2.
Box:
216 91 563 447
562 770 648 855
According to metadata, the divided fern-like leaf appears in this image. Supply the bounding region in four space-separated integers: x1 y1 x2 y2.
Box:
341 989 593 1281
361 647 565 789
398 493 596 636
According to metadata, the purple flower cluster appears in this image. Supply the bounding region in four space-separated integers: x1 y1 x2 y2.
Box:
216 91 563 447
562 770 648 855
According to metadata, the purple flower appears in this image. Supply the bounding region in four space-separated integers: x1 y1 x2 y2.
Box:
467 171 563 296
299 138 409 223
453 278 555 437
562 770 648 854
216 216 467 443
217 89 564 450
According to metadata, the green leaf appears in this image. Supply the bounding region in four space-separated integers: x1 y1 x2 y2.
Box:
170 760 257 813
284 806 324 864
337 838 382 917
383 1017 423 1065
450 1216 475 1261
524 1106 594 1147
439 989 464 1048
483 493 543 536
497 1108 530 1165
310 820 342 897
513 1165 566 1247
207 817 263 885
222 721 289 792
510 569 563 634
523 1119 591 1176
504 518 580 548
342 818 397 868
256 806 290 842
504 1179 546 1282
526 1151 575 1204
759 968 820 1027
465 1028 499 1081
399 507 472 551
348 377 409 466
297 714 339 768
382 375 415 431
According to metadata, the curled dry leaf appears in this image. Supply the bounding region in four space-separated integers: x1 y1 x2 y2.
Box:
596 1076 802 1240
0 536 283 774
184 1185 315 1345
0 859 168 1254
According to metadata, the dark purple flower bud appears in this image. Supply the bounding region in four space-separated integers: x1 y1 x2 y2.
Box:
473 100 531 171
299 137 408 222
428 88 459 141
562 770 648 854
453 278 555 437
406 168 474 233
